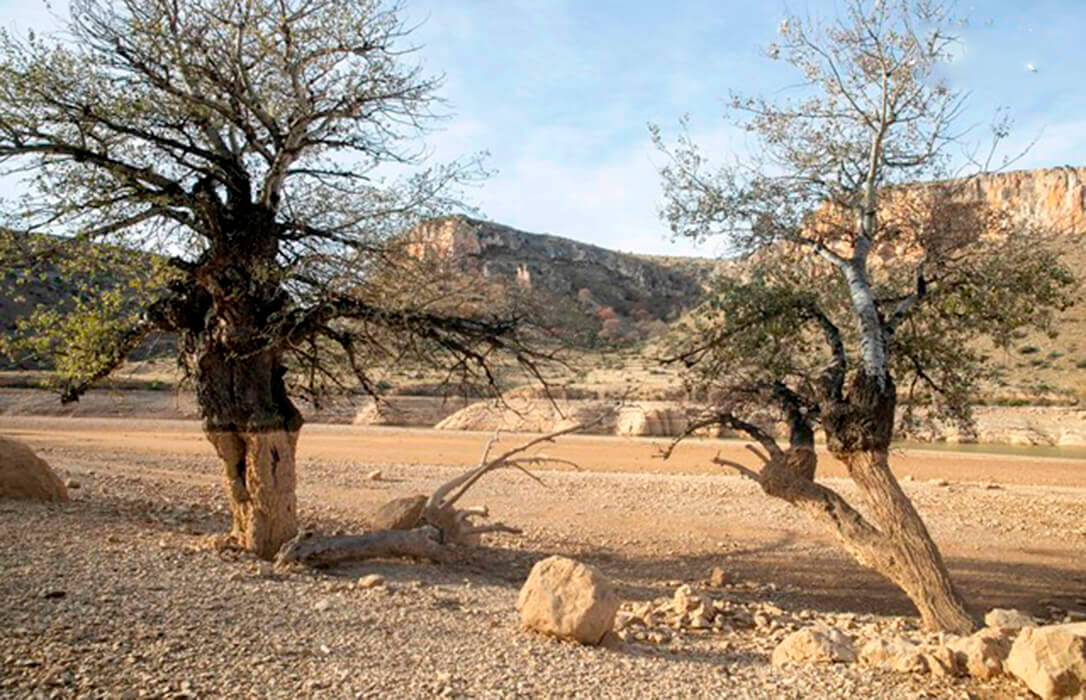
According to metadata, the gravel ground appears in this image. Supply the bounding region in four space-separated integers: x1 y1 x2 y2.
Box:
3 430 1084 698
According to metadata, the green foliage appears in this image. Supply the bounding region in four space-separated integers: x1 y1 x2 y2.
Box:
654 0 1079 441
0 236 173 398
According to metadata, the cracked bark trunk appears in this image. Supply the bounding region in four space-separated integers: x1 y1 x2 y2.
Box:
839 448 975 634
819 371 975 633
198 345 303 560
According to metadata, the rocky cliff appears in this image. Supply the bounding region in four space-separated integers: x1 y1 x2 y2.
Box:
407 216 714 322
960 166 1086 234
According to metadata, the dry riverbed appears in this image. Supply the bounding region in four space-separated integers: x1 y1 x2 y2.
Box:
2 417 1085 698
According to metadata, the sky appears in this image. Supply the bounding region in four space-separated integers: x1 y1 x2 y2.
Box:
3 0 1085 258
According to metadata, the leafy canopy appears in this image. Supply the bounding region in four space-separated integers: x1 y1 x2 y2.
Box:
0 0 547 401
653 0 1076 436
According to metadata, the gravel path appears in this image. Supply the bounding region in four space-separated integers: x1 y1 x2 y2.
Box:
3 428 1084 698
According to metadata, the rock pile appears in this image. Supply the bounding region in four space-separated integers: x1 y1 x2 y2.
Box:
604 581 1085 699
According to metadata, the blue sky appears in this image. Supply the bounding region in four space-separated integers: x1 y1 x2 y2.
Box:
4 0 1084 257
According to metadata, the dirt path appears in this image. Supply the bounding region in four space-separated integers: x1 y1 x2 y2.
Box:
4 416 1085 487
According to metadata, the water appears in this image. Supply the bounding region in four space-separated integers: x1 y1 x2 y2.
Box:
892 440 1086 461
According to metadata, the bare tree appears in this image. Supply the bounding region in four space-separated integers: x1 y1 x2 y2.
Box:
653 0 1075 633
0 0 551 559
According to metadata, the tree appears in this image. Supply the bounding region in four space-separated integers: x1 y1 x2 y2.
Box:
0 0 549 559
653 0 1075 633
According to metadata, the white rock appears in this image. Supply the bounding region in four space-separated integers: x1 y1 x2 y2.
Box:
672 584 701 614
357 574 384 589
947 627 1012 679
859 636 918 668
516 556 620 645
366 470 382 481
771 626 857 666
1005 623 1086 699
986 608 1040 630
313 598 334 612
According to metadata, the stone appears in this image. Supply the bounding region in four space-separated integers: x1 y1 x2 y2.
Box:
859 636 919 668
357 574 384 589
65 479 80 490
1005 624 1086 699
947 627 1012 680
672 585 701 614
0 436 69 502
615 404 689 437
709 566 730 587
516 556 620 645
771 626 857 666
366 470 382 481
921 645 963 677
371 495 426 531
313 598 334 612
986 608 1039 630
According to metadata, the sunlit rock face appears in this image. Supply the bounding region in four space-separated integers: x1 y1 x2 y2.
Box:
406 215 712 321
967 166 1086 235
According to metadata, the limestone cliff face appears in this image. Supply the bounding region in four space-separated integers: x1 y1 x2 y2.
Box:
407 216 710 320
960 166 1086 234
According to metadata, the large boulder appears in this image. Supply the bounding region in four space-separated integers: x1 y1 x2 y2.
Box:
1005 623 1086 699
516 556 620 645
0 436 68 502
771 626 857 666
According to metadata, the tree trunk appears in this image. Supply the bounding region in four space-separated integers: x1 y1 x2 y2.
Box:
197 345 304 560
820 370 976 633
840 448 975 634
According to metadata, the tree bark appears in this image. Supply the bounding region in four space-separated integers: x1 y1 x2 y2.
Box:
198 344 304 560
818 371 976 633
276 527 449 567
839 448 975 634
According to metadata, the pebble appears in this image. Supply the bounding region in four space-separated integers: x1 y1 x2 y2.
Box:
357 574 384 589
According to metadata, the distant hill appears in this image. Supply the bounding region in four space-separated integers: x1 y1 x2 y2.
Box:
406 216 719 345
3 166 1083 401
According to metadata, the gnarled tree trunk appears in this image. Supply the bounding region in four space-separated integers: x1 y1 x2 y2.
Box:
824 371 975 634
838 448 974 633
198 344 303 560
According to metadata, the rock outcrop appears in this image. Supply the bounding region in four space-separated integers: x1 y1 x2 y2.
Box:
407 216 712 322
517 556 620 645
434 396 618 434
0 436 69 502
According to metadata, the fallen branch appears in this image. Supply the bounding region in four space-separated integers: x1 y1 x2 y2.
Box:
276 526 448 567
277 424 589 566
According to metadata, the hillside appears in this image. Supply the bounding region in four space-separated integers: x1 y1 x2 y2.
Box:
1 166 1083 402
406 216 718 345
